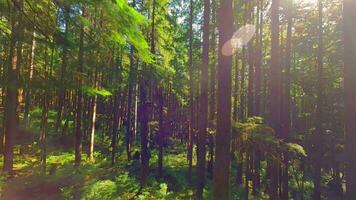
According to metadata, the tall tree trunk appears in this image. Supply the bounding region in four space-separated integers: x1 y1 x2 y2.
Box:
88 70 98 161
56 6 69 132
233 53 239 121
268 0 281 198
313 0 323 199
197 0 210 197
247 1 254 117
126 0 137 162
207 0 216 179
24 31 36 128
139 77 149 187
126 46 135 161
74 6 86 167
343 0 356 198
239 47 246 121
134 81 139 143
187 0 194 183
3 0 23 175
111 93 120 165
213 0 233 198
140 0 156 186
252 0 263 195
39 95 48 172
40 46 54 173
158 88 164 178
254 0 263 117
280 0 293 199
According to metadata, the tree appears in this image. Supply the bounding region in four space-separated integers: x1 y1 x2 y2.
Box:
343 0 356 198
213 0 233 198
197 0 210 197
3 0 23 175
312 0 324 198
187 0 194 182
74 5 86 167
268 0 281 198
280 0 293 199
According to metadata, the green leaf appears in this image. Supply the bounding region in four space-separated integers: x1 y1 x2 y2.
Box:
82 86 112 97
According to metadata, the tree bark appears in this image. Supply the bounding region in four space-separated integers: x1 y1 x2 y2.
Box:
197 0 210 197
88 70 98 161
111 93 120 166
3 0 23 175
74 6 86 167
268 0 281 198
313 0 323 199
213 0 233 198
139 77 149 187
239 47 246 121
280 0 293 199
24 31 36 128
187 0 194 183
56 6 69 133
343 0 356 198
158 88 164 178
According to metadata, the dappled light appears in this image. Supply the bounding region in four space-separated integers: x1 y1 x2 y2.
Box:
0 0 355 199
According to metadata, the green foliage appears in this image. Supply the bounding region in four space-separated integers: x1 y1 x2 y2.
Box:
284 142 307 157
82 85 112 97
60 185 75 200
82 180 117 200
232 117 307 162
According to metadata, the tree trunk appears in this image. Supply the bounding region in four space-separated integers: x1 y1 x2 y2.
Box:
252 0 263 195
268 0 281 198
197 0 210 197
239 47 246 121
3 0 23 175
126 45 135 161
111 93 120 165
187 0 194 183
24 31 36 128
139 77 149 187
343 0 356 198
56 6 69 132
213 0 233 198
280 0 293 199
207 0 216 180
233 52 239 121
254 0 263 117
88 70 98 161
313 0 323 199
158 88 164 178
40 92 49 173
74 6 86 167
247 4 254 117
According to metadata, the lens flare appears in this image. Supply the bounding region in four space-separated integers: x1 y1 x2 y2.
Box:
222 24 256 56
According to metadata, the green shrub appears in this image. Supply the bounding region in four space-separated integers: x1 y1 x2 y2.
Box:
82 180 117 200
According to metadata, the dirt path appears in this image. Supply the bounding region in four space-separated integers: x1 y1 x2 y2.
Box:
3 173 83 200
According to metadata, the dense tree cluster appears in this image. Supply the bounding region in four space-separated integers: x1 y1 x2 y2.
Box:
0 0 355 199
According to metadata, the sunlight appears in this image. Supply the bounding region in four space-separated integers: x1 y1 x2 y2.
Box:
297 0 318 5
222 24 256 56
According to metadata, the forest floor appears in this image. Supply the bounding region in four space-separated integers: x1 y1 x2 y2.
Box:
0 138 201 200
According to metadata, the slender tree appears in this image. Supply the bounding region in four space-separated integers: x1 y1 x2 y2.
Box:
268 0 281 198
187 0 194 182
280 0 293 199
74 6 86 167
207 0 217 178
313 0 323 199
343 0 356 198
197 0 210 197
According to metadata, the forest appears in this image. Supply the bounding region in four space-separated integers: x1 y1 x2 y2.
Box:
0 0 355 199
